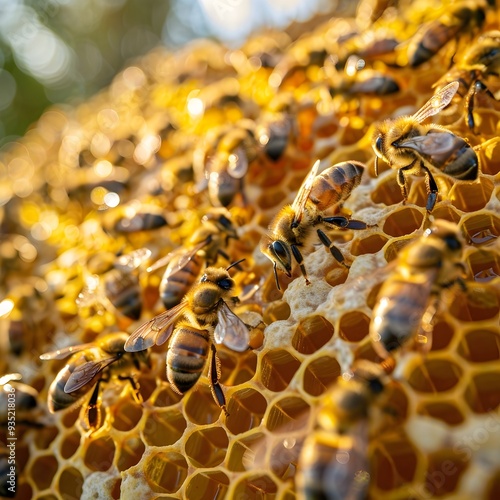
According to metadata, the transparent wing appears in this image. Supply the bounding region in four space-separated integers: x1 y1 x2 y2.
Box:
115 247 152 271
291 159 320 226
40 342 95 360
0 373 22 385
214 301 250 352
124 302 187 352
412 81 459 123
76 274 102 308
147 239 208 274
64 356 118 393
397 132 456 155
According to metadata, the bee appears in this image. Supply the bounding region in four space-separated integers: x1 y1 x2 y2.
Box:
406 2 486 68
370 220 466 358
103 205 168 234
124 261 250 416
372 81 479 212
77 247 151 321
0 373 39 426
40 332 150 431
297 360 391 500
260 159 368 289
434 31 500 132
147 208 239 310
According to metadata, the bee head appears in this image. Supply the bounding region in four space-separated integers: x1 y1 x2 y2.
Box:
424 221 463 253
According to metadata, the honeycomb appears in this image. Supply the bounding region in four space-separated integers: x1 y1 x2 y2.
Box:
1 1 500 498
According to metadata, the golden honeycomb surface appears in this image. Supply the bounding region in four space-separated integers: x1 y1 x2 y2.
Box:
1 1 500 499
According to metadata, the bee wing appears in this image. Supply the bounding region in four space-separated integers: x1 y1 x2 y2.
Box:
147 239 208 275
412 81 459 123
64 356 118 393
115 247 152 271
40 342 95 360
76 274 102 307
214 301 250 352
291 159 320 226
227 145 249 179
124 301 187 352
0 373 22 385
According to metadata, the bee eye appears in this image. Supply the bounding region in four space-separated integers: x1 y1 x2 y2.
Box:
271 241 289 262
374 135 383 154
444 235 462 251
218 278 233 290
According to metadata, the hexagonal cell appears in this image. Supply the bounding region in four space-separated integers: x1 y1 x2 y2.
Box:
263 300 291 324
265 396 310 433
143 451 188 494
110 400 143 431
227 432 266 472
225 387 267 434
450 178 494 212
61 406 80 428
338 311 369 342
292 315 334 354
430 205 461 224
425 449 469 496
231 473 278 499
383 235 413 263
382 207 424 237
143 408 187 447
218 349 257 386
185 471 230 500
150 385 183 407
184 383 223 425
60 429 81 459
324 264 349 287
84 436 116 472
417 400 465 426
457 328 500 363
479 137 500 175
302 355 341 397
58 467 84 499
461 212 500 245
466 249 500 283
116 437 145 472
406 358 463 393
351 233 388 256
448 285 499 322
185 427 229 468
30 455 58 490
260 349 301 391
371 173 404 206
464 370 500 414
430 320 455 352
34 425 58 450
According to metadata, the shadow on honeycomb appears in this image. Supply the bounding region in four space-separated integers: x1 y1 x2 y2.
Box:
1 0 500 499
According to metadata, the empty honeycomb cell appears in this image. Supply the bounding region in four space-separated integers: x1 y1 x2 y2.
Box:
448 285 499 322
142 408 187 447
480 138 500 176
338 311 369 342
151 385 183 407
258 188 289 209
372 433 419 491
110 400 143 431
371 173 404 206
84 436 115 472
461 212 500 245
185 427 229 467
424 449 469 497
417 401 465 426
225 387 267 434
34 425 58 450
407 358 463 393
143 451 188 494
60 429 81 459
324 264 349 287
231 473 278 499
458 329 500 363
227 431 266 472
260 349 301 391
351 233 388 256
233 353 258 386
383 207 424 237
185 384 224 425
263 300 291 324
58 467 84 499
16 483 32 499
116 437 146 472
464 371 500 414
449 178 494 212
466 249 500 283
385 383 409 423
430 321 455 352
137 374 157 403
265 396 310 433
184 471 230 500
292 315 334 354
302 355 341 396
61 407 80 428
30 454 58 490
430 205 461 224
383 235 413 263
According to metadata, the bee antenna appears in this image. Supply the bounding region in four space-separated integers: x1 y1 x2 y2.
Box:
226 258 245 272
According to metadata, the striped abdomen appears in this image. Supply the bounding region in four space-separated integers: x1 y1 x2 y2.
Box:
104 270 142 320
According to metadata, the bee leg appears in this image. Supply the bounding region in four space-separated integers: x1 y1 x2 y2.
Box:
422 165 438 212
316 229 349 268
291 244 311 285
465 80 496 134
118 375 143 404
322 215 368 230
396 167 410 205
85 380 103 431
208 344 228 416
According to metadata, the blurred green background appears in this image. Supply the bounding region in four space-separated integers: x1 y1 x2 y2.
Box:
0 0 329 149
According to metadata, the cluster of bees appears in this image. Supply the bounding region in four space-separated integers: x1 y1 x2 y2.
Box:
1 0 500 498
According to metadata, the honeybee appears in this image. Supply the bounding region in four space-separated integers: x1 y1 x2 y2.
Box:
124 261 250 415
0 373 39 426
297 360 391 500
260 160 368 289
372 81 479 212
434 31 500 132
40 332 150 431
147 208 239 310
77 247 151 320
103 205 168 234
370 220 466 358
405 2 486 68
